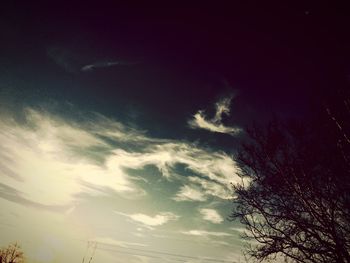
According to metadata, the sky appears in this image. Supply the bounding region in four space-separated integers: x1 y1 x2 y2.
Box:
0 2 349 263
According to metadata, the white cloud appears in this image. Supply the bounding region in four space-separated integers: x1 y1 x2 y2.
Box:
95 142 240 200
199 209 224 224
181 230 231 237
116 212 179 227
173 185 207 202
0 109 144 207
0 107 241 210
188 96 241 135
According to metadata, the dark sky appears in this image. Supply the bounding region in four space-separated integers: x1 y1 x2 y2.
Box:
1 2 350 145
2 4 349 99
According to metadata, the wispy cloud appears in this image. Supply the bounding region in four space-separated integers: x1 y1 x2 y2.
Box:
199 209 224 224
116 212 179 227
188 95 241 135
173 185 207 202
46 46 80 73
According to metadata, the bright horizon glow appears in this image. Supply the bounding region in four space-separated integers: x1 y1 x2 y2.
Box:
0 106 245 262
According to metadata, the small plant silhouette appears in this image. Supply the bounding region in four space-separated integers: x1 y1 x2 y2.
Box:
0 243 24 263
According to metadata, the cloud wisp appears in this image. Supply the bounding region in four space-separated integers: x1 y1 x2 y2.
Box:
188 95 241 135
199 209 224 224
115 211 179 227
173 185 207 202
46 46 81 73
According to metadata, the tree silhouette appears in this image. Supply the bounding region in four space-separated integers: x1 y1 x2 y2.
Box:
230 100 350 262
0 243 24 263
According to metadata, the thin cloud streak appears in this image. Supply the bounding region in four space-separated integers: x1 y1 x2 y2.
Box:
46 46 142 74
181 230 232 237
81 60 141 72
90 237 148 248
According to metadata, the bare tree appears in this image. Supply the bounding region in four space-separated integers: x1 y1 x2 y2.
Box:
0 243 24 263
230 107 350 263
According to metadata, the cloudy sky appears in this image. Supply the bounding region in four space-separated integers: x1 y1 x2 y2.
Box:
0 2 349 263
